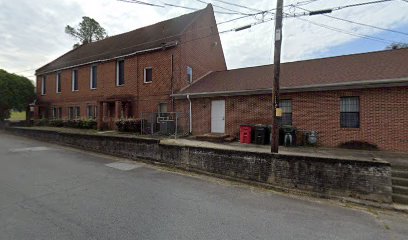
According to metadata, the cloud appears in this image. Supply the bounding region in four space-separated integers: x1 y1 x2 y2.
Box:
0 0 407 80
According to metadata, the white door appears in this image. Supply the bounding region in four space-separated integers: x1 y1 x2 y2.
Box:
211 100 225 133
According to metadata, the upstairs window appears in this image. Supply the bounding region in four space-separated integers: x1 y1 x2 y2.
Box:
56 72 61 93
144 67 152 83
41 76 47 95
72 69 79 91
187 66 193 83
279 99 292 126
340 97 360 128
116 60 125 86
90 65 97 89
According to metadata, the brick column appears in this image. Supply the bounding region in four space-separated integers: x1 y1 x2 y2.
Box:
33 106 40 120
102 102 108 122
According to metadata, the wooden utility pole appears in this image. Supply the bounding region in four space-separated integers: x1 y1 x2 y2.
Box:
271 0 284 153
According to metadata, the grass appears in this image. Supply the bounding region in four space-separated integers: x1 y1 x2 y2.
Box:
8 111 26 121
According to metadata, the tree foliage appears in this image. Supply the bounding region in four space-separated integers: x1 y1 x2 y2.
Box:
386 43 408 50
0 69 35 121
65 16 108 48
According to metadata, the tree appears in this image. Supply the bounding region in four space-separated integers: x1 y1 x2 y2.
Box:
65 16 108 48
0 69 35 121
386 43 408 50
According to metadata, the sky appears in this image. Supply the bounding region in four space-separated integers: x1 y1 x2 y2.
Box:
0 0 407 81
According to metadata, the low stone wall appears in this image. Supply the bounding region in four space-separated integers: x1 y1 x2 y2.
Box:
5 127 392 203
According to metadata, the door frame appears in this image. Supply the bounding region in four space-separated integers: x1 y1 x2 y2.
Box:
211 99 225 133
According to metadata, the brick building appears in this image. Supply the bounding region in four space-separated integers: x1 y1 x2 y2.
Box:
34 4 226 129
34 4 407 152
173 49 408 152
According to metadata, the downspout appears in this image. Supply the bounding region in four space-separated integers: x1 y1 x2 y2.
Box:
187 94 192 134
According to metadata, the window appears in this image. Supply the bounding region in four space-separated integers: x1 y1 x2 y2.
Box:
90 65 97 89
279 100 292 126
58 107 62 119
52 107 57 119
75 106 80 119
187 66 193 83
69 107 74 120
56 72 61 93
340 97 360 128
87 105 97 119
144 67 152 83
41 76 47 95
158 103 168 117
69 106 80 119
116 60 125 86
72 69 79 91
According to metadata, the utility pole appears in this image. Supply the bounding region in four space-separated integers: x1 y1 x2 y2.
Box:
271 0 284 153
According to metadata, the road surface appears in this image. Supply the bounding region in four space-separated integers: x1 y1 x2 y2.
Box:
0 132 407 240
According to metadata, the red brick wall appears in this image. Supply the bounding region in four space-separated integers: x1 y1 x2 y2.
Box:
178 87 408 152
36 6 227 121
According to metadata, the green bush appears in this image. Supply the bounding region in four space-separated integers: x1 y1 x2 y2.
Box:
33 118 49 126
116 118 143 132
49 119 64 127
81 119 97 129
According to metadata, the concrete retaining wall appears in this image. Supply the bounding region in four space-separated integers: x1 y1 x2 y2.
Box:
5 127 392 203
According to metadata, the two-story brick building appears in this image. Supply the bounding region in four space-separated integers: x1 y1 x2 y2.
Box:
35 4 407 152
35 4 226 129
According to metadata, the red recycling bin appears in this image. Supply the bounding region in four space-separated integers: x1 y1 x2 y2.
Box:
240 126 253 144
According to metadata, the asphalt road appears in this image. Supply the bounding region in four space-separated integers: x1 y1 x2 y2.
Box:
0 133 407 240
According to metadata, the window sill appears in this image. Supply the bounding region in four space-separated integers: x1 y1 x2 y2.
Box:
90 88 97 90
144 81 152 84
72 90 79 92
116 84 125 87
340 128 360 131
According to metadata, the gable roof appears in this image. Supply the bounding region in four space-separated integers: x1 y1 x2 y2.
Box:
36 5 212 75
175 48 408 97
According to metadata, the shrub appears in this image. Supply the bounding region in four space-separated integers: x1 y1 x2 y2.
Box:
338 141 378 151
116 118 143 133
49 119 64 127
81 119 97 129
33 118 49 126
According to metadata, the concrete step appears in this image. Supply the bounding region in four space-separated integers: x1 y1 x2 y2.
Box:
392 170 408 179
393 185 408 195
393 193 408 205
392 177 408 187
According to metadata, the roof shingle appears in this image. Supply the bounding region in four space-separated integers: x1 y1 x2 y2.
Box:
36 6 208 75
178 48 408 95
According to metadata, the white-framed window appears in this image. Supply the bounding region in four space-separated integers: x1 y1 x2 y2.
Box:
56 72 61 93
90 65 97 89
52 107 57 119
41 75 47 95
144 67 153 83
116 59 125 86
87 105 97 119
187 66 193 83
68 106 80 119
72 69 79 91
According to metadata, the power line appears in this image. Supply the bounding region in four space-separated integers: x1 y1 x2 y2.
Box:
293 16 401 45
213 0 263 12
308 12 408 36
118 0 247 15
194 0 251 15
118 0 164 7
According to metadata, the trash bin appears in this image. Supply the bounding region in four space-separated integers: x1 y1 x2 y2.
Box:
254 125 268 145
240 125 253 144
280 126 296 146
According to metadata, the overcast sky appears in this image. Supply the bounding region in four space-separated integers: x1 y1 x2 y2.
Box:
1 0 407 81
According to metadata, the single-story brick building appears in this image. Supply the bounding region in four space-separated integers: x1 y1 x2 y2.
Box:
173 49 408 152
